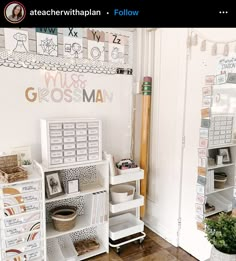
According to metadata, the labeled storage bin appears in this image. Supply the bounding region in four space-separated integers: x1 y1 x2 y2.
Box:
4 201 41 216
4 220 41 237
51 206 77 232
2 181 41 196
4 240 41 257
4 248 41 261
4 231 41 248
4 211 41 227
3 191 41 206
109 213 144 241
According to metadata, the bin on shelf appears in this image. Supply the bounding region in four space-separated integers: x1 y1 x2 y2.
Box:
51 206 77 232
110 184 135 203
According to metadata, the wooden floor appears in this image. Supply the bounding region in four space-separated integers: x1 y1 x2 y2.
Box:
89 227 198 261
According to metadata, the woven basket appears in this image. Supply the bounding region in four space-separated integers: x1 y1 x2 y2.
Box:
51 206 77 232
0 155 28 183
214 172 227 189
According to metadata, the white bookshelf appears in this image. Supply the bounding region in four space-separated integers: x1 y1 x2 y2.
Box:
203 145 236 218
45 160 109 261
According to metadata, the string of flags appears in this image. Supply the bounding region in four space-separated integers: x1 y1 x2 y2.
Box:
187 30 236 56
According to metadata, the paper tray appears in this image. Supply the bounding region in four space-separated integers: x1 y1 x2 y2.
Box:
109 213 144 241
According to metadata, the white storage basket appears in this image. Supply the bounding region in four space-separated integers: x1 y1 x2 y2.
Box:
109 213 144 241
110 185 135 204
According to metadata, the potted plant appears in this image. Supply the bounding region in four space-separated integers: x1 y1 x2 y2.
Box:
21 159 33 174
205 213 236 261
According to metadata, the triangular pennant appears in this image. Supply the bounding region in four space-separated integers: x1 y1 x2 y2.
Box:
192 34 198 45
223 44 229 56
187 36 192 48
200 40 206 51
211 43 217 56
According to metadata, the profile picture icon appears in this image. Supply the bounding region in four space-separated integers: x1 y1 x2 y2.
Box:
4 1 26 24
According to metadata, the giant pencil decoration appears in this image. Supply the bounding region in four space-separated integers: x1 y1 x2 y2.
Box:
140 76 152 218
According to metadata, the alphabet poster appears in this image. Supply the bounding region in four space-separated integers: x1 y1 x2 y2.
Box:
108 33 125 64
4 28 29 53
63 28 83 58
87 29 105 61
36 28 58 56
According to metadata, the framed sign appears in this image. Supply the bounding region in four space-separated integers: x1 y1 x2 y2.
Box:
45 171 64 199
67 179 80 194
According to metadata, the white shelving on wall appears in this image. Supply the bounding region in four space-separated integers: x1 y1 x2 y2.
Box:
0 160 46 261
109 168 146 254
44 160 109 261
202 145 236 218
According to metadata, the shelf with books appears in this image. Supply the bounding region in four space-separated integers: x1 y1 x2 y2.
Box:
44 160 109 259
197 85 236 231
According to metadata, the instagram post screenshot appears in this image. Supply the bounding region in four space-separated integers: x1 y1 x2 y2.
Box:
0 1 236 261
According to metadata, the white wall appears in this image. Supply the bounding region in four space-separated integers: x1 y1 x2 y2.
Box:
135 28 236 261
0 68 133 161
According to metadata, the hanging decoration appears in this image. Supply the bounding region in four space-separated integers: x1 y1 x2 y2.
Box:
108 33 125 64
188 29 236 56
0 28 132 74
223 43 229 56
192 34 198 46
36 28 58 56
211 43 217 56
4 28 29 53
200 40 206 52
63 28 83 58
87 29 105 61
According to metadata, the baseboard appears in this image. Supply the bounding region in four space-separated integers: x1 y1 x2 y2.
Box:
144 219 178 247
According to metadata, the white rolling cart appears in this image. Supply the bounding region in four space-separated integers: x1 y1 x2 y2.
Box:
0 160 46 261
109 169 146 254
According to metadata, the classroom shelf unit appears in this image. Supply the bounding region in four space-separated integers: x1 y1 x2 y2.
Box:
44 160 109 261
0 161 46 261
109 169 146 254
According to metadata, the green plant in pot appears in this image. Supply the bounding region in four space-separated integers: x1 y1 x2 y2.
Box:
205 213 236 261
21 159 32 174
22 160 31 165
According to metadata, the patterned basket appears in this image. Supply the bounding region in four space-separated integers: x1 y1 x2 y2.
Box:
51 206 77 232
0 155 28 183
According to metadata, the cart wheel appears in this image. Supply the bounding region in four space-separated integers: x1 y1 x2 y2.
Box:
139 238 144 244
116 247 121 254
133 240 139 244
